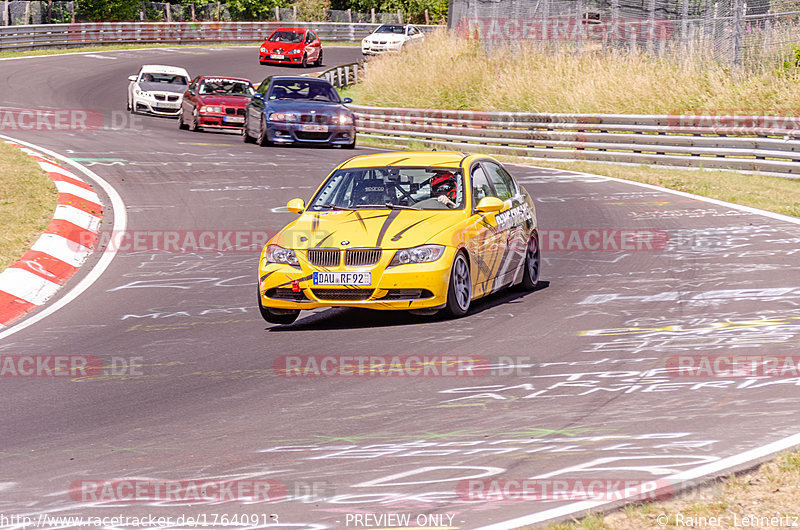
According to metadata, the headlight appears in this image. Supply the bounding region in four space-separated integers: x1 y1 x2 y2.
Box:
291 49 302 55
200 106 223 113
263 244 300 266
338 113 354 125
269 112 298 122
260 46 266 52
389 245 445 266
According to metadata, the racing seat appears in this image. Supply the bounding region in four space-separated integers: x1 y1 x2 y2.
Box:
351 180 388 207
270 86 287 100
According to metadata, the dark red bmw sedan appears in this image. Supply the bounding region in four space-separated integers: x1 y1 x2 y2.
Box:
178 76 255 132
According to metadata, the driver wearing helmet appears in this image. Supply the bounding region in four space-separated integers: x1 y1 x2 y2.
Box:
431 172 458 208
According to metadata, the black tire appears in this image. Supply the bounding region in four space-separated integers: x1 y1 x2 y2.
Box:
258 292 299 325
517 231 540 291
242 115 256 143
445 252 471 317
178 109 189 130
301 53 308 68
343 136 356 149
314 49 323 67
257 117 272 147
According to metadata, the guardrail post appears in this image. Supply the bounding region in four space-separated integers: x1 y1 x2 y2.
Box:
345 65 350 86
732 0 743 66
353 64 358 84
371 8 375 24
274 6 279 21
397 10 402 23
3 0 8 25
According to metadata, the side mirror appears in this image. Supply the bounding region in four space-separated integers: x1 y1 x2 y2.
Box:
476 196 505 213
252 93 264 100
287 198 305 214
128 75 137 82
343 97 353 104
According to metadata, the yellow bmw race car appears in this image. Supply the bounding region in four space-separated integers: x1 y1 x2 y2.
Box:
257 151 540 324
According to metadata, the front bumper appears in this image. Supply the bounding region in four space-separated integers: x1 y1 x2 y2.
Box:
361 43 404 55
134 99 181 116
198 113 246 129
259 53 304 64
258 247 456 311
266 121 356 145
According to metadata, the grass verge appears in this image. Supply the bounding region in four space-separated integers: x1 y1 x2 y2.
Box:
353 30 800 114
356 136 800 218
0 142 58 271
543 447 800 529
0 41 360 60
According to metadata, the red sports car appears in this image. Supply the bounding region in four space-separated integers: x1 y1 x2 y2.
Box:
178 76 255 132
259 27 323 67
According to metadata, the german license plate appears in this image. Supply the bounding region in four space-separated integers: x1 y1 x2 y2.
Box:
313 271 371 285
224 116 244 123
300 124 328 132
270 54 285 59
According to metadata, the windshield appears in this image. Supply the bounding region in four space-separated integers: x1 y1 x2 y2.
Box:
199 78 254 96
268 81 340 102
375 25 405 34
309 167 466 211
268 31 304 43
139 72 188 85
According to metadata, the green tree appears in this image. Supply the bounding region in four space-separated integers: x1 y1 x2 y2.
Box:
225 0 287 20
77 0 142 21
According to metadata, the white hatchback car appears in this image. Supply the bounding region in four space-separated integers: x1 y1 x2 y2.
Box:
127 65 190 117
361 24 424 55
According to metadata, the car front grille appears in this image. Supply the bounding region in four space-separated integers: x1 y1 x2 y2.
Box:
299 114 332 125
154 94 165 101
168 95 179 102
266 288 309 301
307 248 340 267
344 248 382 267
311 289 374 301
224 107 246 116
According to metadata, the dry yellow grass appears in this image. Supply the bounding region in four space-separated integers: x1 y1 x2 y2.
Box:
358 30 800 114
0 142 58 270
543 448 800 530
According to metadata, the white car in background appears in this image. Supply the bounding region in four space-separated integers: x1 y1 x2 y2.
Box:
361 24 424 55
127 65 190 117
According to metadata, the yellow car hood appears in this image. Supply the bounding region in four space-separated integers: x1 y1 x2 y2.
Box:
275 209 465 250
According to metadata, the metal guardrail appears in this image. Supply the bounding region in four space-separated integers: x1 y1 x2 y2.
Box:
0 22 443 51
350 105 800 176
319 61 363 88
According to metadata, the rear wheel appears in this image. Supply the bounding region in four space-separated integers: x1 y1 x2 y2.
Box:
258 293 300 325
445 252 471 317
517 231 540 291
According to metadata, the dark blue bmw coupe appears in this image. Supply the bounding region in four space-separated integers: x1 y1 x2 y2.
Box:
243 76 356 148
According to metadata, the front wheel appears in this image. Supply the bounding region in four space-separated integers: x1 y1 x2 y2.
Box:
314 49 323 67
258 292 300 325
301 53 308 68
178 109 189 130
189 109 201 132
242 115 256 143
445 252 471 317
257 117 272 147
517 231 540 291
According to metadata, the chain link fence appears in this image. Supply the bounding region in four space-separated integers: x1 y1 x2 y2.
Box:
448 0 800 67
0 2 418 25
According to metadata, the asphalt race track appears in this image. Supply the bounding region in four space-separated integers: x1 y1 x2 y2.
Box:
2 45 800 529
